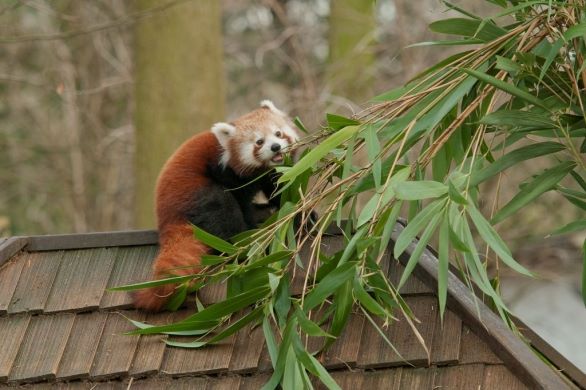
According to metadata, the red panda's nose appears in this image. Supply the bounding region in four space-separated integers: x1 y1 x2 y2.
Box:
271 143 281 152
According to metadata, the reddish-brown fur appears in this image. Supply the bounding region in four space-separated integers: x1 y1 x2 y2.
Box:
133 132 220 311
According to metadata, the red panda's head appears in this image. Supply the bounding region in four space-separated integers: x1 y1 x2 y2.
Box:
211 100 300 176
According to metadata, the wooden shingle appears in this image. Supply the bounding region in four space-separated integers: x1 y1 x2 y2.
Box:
227 322 265 373
432 363 486 389
90 311 145 380
129 313 169 378
56 311 108 381
324 311 365 368
8 251 63 314
161 337 236 376
9 313 75 383
45 248 117 313
430 306 462 364
362 368 403 388
100 246 157 309
399 367 436 388
0 314 30 382
483 364 529 390
357 295 437 368
459 324 502 364
0 254 25 314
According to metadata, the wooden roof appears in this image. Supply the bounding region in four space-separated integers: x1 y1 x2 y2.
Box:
0 225 583 389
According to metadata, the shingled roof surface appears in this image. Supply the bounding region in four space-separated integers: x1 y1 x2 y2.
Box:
0 226 583 389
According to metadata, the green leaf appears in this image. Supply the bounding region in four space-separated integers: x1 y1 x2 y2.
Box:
244 251 292 270
353 277 387 317
470 142 566 186
364 126 382 189
193 225 237 254
294 116 308 134
551 219 586 236
200 254 227 266
480 109 555 129
438 217 450 319
448 182 468 205
326 113 360 130
179 285 270 324
295 307 334 338
303 262 357 311
394 199 445 258
399 212 442 288
394 180 448 200
429 18 506 42
279 125 359 183
492 161 576 224
563 22 586 40
165 306 264 348
462 68 549 110
165 283 187 311
293 340 341 390
263 317 278 368
495 56 521 73
325 280 353 349
467 202 532 277
108 274 196 291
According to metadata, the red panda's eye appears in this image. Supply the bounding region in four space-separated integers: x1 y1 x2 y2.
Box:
256 139 264 146
275 131 282 137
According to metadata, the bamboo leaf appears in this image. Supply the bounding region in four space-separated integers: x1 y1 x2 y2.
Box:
295 307 334 338
438 217 450 319
193 225 237 254
325 280 353 349
394 181 448 200
492 161 576 224
470 142 566 186
467 202 532 277
551 219 586 235
462 68 549 109
399 212 442 288
165 283 187 311
326 113 360 130
480 109 555 128
394 199 445 258
563 22 586 40
279 125 359 183
303 262 357 311
108 274 196 291
429 18 506 42
165 306 264 348
353 277 387 317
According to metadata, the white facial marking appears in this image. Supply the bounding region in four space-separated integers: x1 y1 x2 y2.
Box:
239 142 260 171
211 122 237 167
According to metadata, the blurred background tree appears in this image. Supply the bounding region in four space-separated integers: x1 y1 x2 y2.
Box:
134 0 225 228
0 0 584 372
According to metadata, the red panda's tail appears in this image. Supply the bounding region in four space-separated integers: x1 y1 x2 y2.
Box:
133 223 209 312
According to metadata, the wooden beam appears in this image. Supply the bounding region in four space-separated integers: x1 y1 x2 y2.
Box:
25 230 158 252
0 237 28 267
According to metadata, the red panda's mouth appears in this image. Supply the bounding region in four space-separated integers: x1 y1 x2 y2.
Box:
271 153 284 163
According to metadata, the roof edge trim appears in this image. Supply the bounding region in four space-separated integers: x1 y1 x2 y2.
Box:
392 223 569 390
25 230 158 252
0 237 28 267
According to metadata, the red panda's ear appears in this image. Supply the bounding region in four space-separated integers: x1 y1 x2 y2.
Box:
211 122 236 149
260 100 287 117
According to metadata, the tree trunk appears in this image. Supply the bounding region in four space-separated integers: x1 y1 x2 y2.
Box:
134 0 225 228
328 0 376 104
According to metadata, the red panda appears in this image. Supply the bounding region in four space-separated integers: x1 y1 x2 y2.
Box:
133 100 299 311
